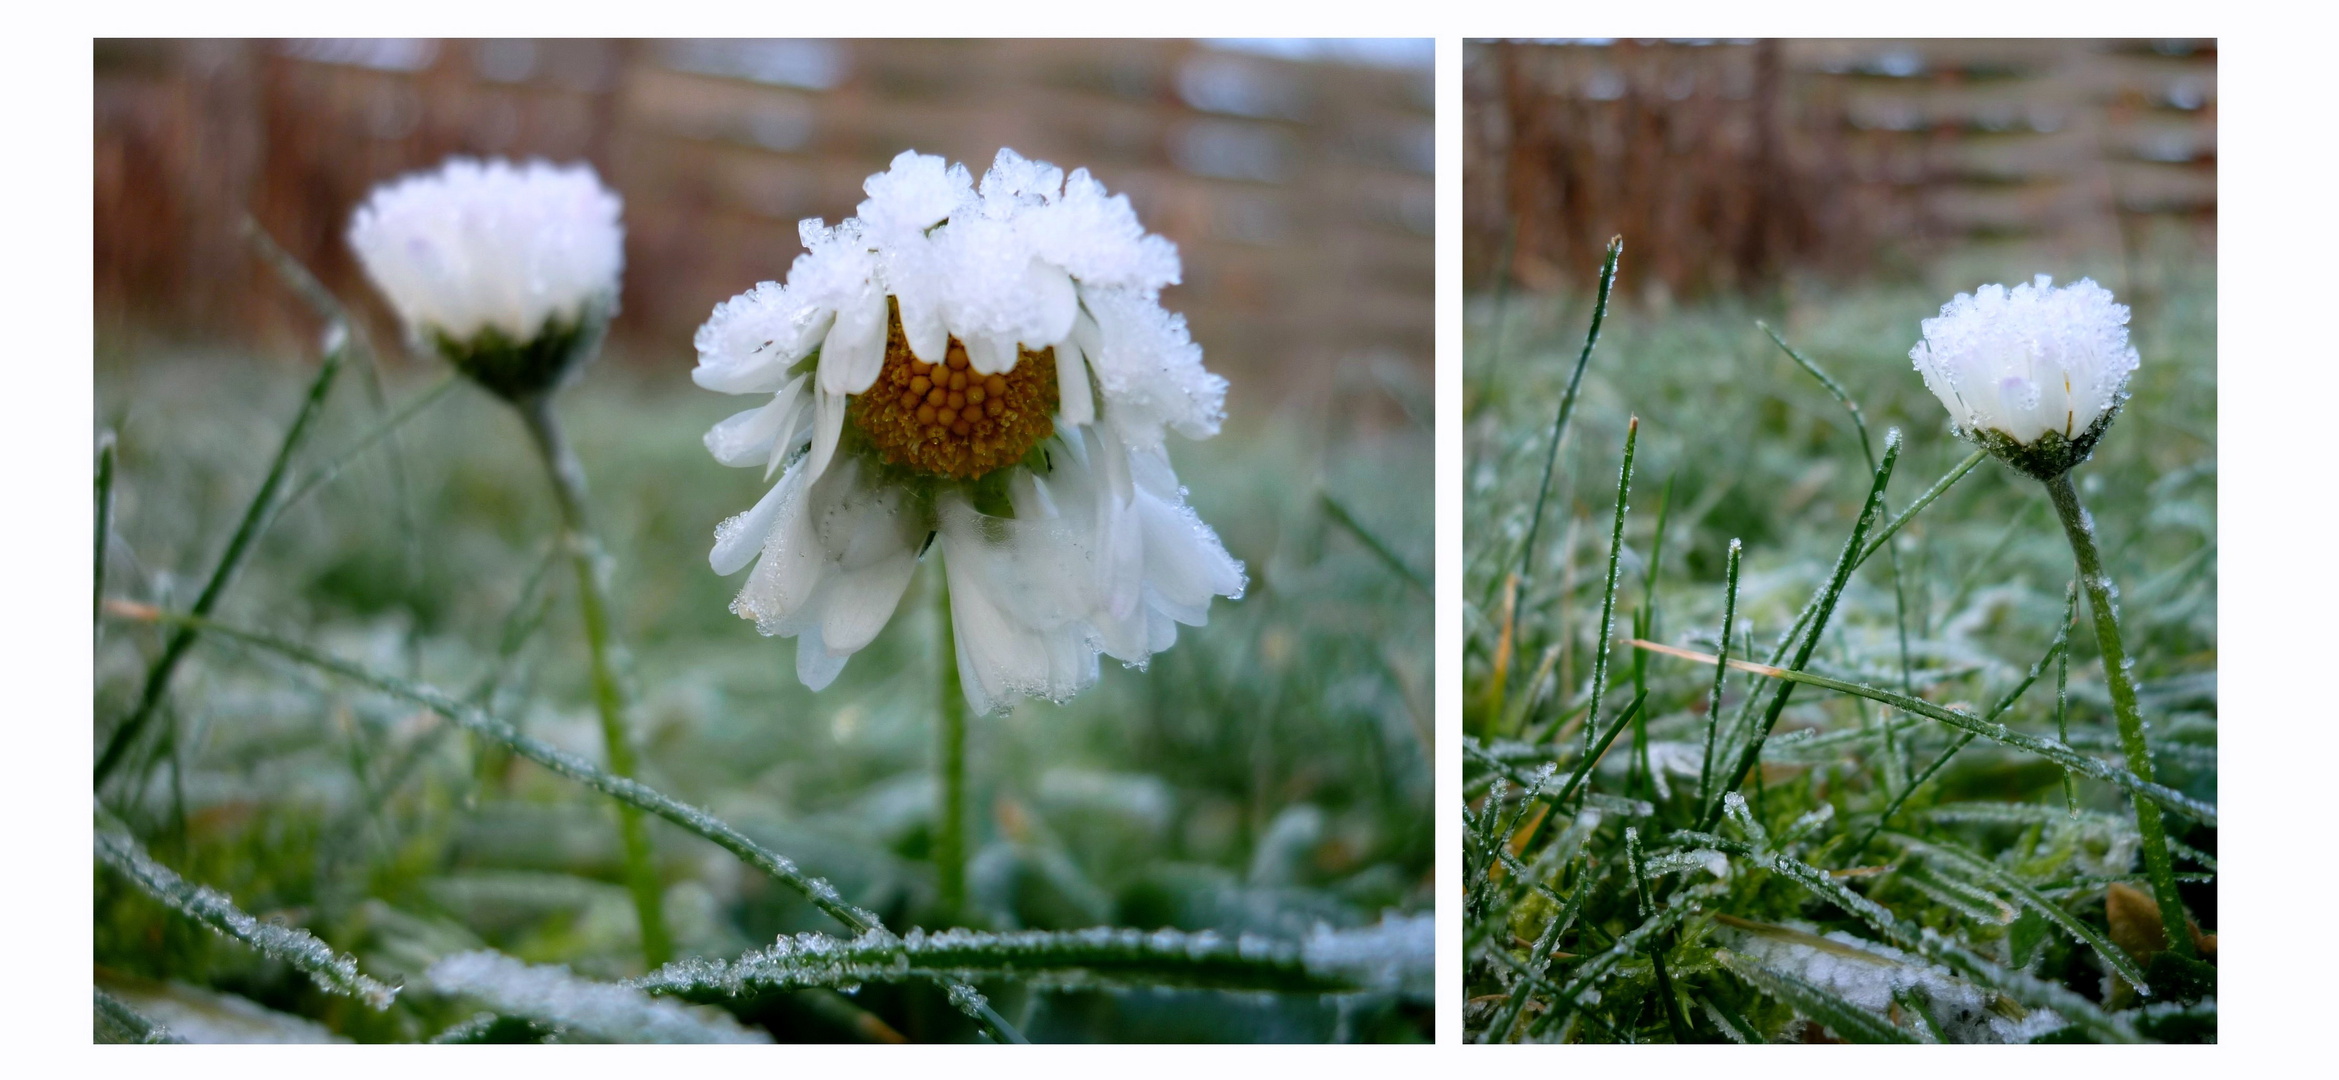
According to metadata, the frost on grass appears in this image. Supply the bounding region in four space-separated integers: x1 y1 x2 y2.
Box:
425 950 769 1044
635 919 1431 1002
1718 920 2065 1043
1301 912 1435 1000
93 828 397 1010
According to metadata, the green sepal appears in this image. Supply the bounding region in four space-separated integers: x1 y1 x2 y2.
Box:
1964 408 2118 481
430 304 609 403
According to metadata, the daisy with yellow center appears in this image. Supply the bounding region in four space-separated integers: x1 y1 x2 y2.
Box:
693 149 1245 714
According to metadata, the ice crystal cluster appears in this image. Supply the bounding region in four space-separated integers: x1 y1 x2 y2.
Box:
694 148 1245 712
425 951 767 1044
349 157 624 399
1723 925 2067 1043
1909 275 2139 479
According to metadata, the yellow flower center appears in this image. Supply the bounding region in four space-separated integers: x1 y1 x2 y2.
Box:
849 304 1059 480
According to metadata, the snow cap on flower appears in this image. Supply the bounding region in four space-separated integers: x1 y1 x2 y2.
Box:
1909 275 2139 479
350 157 624 399
693 148 1244 714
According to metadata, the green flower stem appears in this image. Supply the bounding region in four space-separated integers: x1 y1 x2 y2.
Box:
95 435 116 628
2044 471 2192 959
518 395 673 970
934 564 969 921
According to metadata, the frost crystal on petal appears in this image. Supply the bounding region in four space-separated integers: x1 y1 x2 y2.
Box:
349 157 623 345
1908 275 2140 447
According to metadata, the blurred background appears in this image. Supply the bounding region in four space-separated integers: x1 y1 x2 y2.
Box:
97 37 1432 407
1466 39 2214 302
95 39 1433 1043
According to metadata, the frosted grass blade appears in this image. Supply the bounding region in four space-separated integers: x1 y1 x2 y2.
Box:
1714 948 1914 1043
1702 429 1900 829
1630 638 2215 827
1322 492 1429 596
1517 235 1622 588
427 950 769 1043
1889 832 2150 993
94 825 397 1009
94 324 348 785
1573 416 1638 759
99 604 1024 1043
1671 832 2136 1042
94 987 184 1044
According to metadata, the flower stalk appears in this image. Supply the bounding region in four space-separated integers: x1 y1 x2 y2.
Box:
518 395 673 969
933 563 969 921
2044 471 2192 960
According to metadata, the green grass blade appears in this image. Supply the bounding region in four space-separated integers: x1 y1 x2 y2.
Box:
1523 901 1691 1039
94 434 116 628
1670 832 2137 1042
94 987 184 1044
1626 827 1694 1042
1703 429 1901 829
1847 622 2075 858
276 374 460 513
1860 449 1987 567
1635 640 2215 827
1715 446 1984 761
1517 235 1623 586
1696 538 1743 814
636 919 1427 1000
102 605 1023 1042
1888 832 2151 994
94 328 348 786
1322 491 1430 596
1758 322 1916 694
426 950 769 1043
94 824 397 1009
1575 416 1638 757
1479 859 1603 1043
1713 948 1914 1043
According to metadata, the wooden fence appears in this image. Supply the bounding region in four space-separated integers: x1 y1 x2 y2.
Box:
1465 39 2215 298
96 39 1434 408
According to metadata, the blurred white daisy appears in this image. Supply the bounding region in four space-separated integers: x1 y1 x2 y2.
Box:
694 149 1246 713
350 157 625 399
1908 275 2139 478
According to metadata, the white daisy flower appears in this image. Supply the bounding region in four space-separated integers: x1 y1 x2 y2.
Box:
695 149 1247 713
1908 275 2140 479
349 157 625 399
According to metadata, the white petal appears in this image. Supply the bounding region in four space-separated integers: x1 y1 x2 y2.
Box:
709 469 796 576
733 468 825 624
1137 485 1246 615
765 383 813 481
818 553 919 655
819 289 889 396
804 388 847 484
963 333 1019 376
703 399 787 468
1022 258 1078 349
795 624 851 691
896 287 950 364
1054 335 1095 428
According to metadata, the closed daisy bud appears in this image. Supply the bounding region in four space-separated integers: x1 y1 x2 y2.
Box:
349 157 625 401
695 148 1245 713
1908 275 2140 480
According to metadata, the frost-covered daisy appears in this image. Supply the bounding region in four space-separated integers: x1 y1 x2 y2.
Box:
694 149 1246 714
1908 275 2139 480
1907 274 2195 960
350 157 625 400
